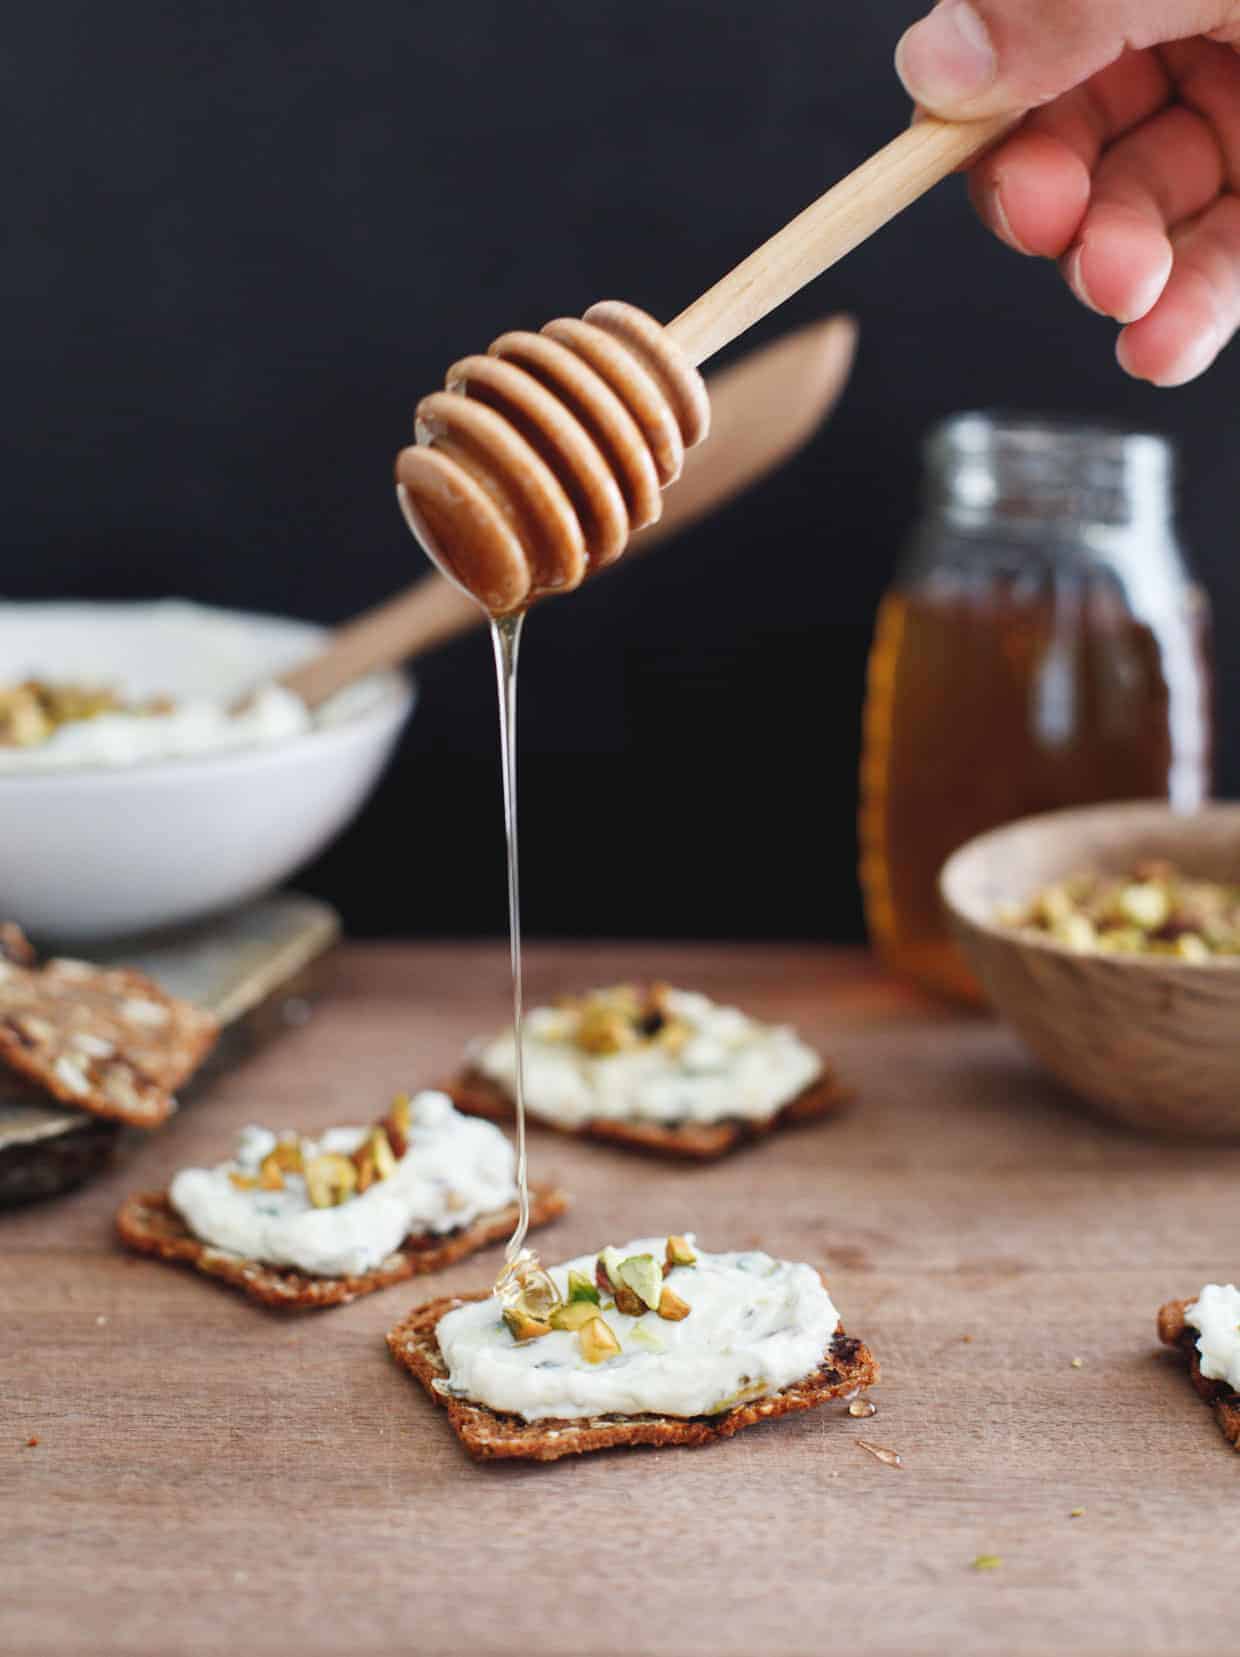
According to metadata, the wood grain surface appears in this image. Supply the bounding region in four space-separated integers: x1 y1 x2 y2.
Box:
5 942 1240 1657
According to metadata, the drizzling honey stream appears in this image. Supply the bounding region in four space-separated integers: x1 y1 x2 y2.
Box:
390 115 1016 1296
395 301 710 1298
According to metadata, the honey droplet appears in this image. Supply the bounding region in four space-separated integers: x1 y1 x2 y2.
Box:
848 1399 877 1418
494 1248 560 1317
856 1438 903 1469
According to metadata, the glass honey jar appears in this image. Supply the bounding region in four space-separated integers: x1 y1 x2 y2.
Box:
859 413 1213 1002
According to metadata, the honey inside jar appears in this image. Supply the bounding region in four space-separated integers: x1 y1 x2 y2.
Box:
858 416 1214 1003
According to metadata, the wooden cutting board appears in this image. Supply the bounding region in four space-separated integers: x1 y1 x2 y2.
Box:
0 894 339 1207
6 940 1240 1657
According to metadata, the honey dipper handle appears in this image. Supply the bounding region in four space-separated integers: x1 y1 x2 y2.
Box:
666 114 1016 367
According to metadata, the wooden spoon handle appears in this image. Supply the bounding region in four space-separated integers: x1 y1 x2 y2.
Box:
666 114 1015 367
278 578 479 709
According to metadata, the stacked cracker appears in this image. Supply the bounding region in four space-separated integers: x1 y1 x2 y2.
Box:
0 923 219 1128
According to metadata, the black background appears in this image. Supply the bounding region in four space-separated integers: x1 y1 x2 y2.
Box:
7 1 1238 940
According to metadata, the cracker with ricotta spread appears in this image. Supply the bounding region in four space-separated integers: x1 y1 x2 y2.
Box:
387 1235 878 1461
116 1090 569 1309
1158 1290 1240 1450
447 984 849 1160
0 931 218 1127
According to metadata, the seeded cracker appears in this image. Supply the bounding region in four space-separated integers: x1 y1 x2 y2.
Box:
445 1068 849 1160
116 1185 570 1309
386 1283 879 1462
1158 1299 1240 1450
0 936 218 1128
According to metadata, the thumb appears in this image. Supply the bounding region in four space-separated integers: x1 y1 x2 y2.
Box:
895 0 1240 117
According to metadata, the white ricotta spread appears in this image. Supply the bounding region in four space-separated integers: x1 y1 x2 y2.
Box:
1186 1283 1240 1390
471 988 822 1127
169 1092 517 1277
0 684 309 772
436 1237 839 1421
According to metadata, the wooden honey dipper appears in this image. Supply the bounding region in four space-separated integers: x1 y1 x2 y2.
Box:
395 113 1014 614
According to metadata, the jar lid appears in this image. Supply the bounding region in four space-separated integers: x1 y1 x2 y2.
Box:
925 412 1176 527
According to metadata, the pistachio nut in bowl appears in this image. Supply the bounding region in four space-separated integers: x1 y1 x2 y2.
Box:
0 601 413 942
939 801 1240 1139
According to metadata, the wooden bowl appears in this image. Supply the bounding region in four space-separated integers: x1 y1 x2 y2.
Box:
940 802 1240 1139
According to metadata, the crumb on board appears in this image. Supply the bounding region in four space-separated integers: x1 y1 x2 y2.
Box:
1070 1508 1085 1519
1071 1356 1084 1368
24 1436 39 1448
972 1554 1002 1572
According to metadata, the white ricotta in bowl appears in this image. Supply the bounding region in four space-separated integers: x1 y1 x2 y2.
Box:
436 1237 839 1421
0 683 310 772
170 1091 516 1277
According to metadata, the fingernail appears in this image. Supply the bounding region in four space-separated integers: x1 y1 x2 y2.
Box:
1064 244 1104 315
1115 333 1149 381
896 0 997 107
1120 323 1220 388
988 181 1029 255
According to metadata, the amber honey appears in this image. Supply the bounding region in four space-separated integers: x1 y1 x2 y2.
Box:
859 580 1212 1001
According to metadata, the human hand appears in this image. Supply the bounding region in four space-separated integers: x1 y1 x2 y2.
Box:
895 1 1240 384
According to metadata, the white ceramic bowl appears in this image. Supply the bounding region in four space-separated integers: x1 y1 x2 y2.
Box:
0 601 414 942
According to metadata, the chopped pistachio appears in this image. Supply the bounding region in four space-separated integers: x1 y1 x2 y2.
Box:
596 1246 626 1294
578 1316 621 1363
266 1138 301 1172
548 1300 601 1333
386 1093 413 1156
611 1282 646 1317
566 1269 600 1305
1118 882 1170 931
0 687 52 748
503 1307 552 1342
228 1171 258 1191
657 1286 691 1321
655 1018 691 1056
1056 913 1097 953
665 1235 697 1269
257 1154 286 1191
575 1003 637 1056
627 1323 666 1352
1035 885 1075 929
1097 927 1145 954
1003 864 1240 959
353 1144 378 1194
303 1152 358 1209
616 1254 663 1312
369 1126 398 1180
354 1123 399 1195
